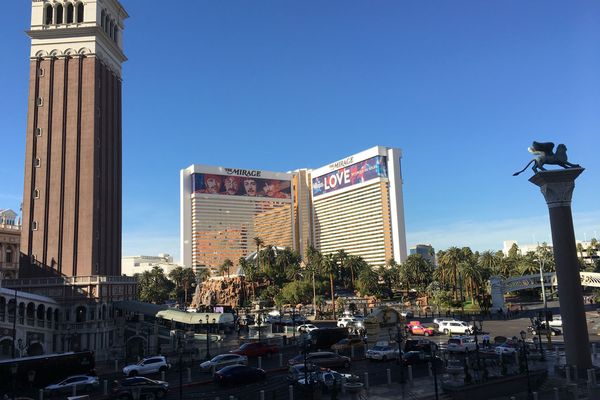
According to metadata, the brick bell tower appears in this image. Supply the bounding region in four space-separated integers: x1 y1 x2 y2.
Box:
20 0 127 278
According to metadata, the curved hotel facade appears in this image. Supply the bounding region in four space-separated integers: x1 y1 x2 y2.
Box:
180 165 294 269
181 146 407 270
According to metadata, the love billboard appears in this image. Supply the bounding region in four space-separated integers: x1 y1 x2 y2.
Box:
312 156 388 197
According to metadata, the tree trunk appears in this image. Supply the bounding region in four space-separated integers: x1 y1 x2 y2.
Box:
330 273 336 320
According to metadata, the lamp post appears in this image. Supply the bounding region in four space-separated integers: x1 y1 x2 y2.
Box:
205 314 211 360
11 363 18 400
431 344 439 400
537 246 552 351
177 334 183 400
471 318 483 380
17 338 26 358
257 314 263 343
519 330 532 400
292 307 296 342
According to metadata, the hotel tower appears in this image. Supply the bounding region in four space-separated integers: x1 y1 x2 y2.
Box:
20 0 127 277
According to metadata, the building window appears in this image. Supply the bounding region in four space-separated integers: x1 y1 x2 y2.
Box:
38 68 45 77
44 5 53 25
66 3 74 24
36 127 42 137
76 3 84 23
55 4 64 24
34 158 41 168
34 189 40 199
32 221 38 231
37 97 43 106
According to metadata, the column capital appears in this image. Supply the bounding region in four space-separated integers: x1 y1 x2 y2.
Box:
529 168 584 208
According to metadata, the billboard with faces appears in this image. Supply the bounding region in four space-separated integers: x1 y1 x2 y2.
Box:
312 155 388 197
192 173 291 199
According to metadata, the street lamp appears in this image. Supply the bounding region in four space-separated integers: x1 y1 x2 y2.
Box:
519 330 532 400
471 318 483 380
431 344 439 400
537 245 552 349
11 363 18 400
177 334 183 400
17 338 26 358
205 314 211 360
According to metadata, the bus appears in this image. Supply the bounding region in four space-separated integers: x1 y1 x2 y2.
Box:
0 351 95 393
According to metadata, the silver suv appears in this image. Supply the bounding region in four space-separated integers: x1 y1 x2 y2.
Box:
437 321 474 335
122 356 171 377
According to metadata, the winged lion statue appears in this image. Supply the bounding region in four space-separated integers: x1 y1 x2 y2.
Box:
513 141 580 176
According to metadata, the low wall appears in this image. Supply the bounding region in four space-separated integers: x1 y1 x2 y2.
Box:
442 370 547 400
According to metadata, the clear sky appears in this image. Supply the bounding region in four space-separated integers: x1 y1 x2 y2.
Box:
1 1 599 263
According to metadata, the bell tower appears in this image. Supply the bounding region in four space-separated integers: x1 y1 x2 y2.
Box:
20 0 127 277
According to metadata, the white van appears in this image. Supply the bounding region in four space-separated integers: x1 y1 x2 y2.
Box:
437 320 474 335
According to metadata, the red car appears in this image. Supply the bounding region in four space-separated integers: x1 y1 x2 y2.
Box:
230 342 280 357
407 324 435 337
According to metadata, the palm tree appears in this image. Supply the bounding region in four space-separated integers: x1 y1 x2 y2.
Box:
253 236 264 273
306 246 323 316
335 249 351 289
322 253 339 319
439 247 462 300
220 258 233 278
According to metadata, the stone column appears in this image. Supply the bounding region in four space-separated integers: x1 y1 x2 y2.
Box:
529 168 591 370
489 276 505 312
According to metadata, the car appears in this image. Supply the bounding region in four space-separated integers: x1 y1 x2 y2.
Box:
286 364 321 382
494 343 518 354
307 328 349 350
296 370 359 391
331 337 365 351
528 323 562 336
446 336 477 352
44 375 99 396
200 354 248 372
437 321 474 335
112 377 169 400
407 324 435 337
401 351 443 365
297 324 319 333
400 310 414 318
288 352 351 369
433 317 457 326
548 316 562 328
230 342 280 357
366 345 396 361
122 356 171 377
214 365 266 386
337 317 359 328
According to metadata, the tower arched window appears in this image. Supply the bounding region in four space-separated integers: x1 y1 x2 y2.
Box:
76 3 84 23
100 10 105 29
55 4 63 24
109 20 114 39
44 5 53 25
66 3 74 24
114 27 119 44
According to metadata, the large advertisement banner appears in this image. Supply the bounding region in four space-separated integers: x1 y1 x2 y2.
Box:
192 173 291 199
312 156 388 197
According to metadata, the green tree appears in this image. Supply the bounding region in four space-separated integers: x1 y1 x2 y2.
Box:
335 249 351 289
168 266 196 306
356 267 379 297
438 247 463 300
253 236 264 273
322 253 339 319
137 266 175 304
220 258 233 277
280 280 313 305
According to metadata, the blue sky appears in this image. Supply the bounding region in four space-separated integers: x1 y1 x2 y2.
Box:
1 1 599 263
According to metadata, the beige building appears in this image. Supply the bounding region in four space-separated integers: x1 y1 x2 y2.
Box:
0 209 21 279
121 254 181 277
181 165 294 269
311 146 408 266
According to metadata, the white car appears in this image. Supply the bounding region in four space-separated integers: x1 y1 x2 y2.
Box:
437 320 474 335
123 356 171 377
447 336 477 352
44 375 99 395
366 345 397 361
200 354 248 372
297 324 319 332
549 316 562 327
337 317 359 328
494 343 518 354
433 317 457 325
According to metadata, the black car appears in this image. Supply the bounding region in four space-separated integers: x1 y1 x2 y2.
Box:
112 377 169 399
528 323 561 336
214 365 266 386
402 351 443 366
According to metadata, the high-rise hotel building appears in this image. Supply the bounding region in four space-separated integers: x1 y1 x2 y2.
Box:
311 146 407 266
181 146 407 269
180 165 295 269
